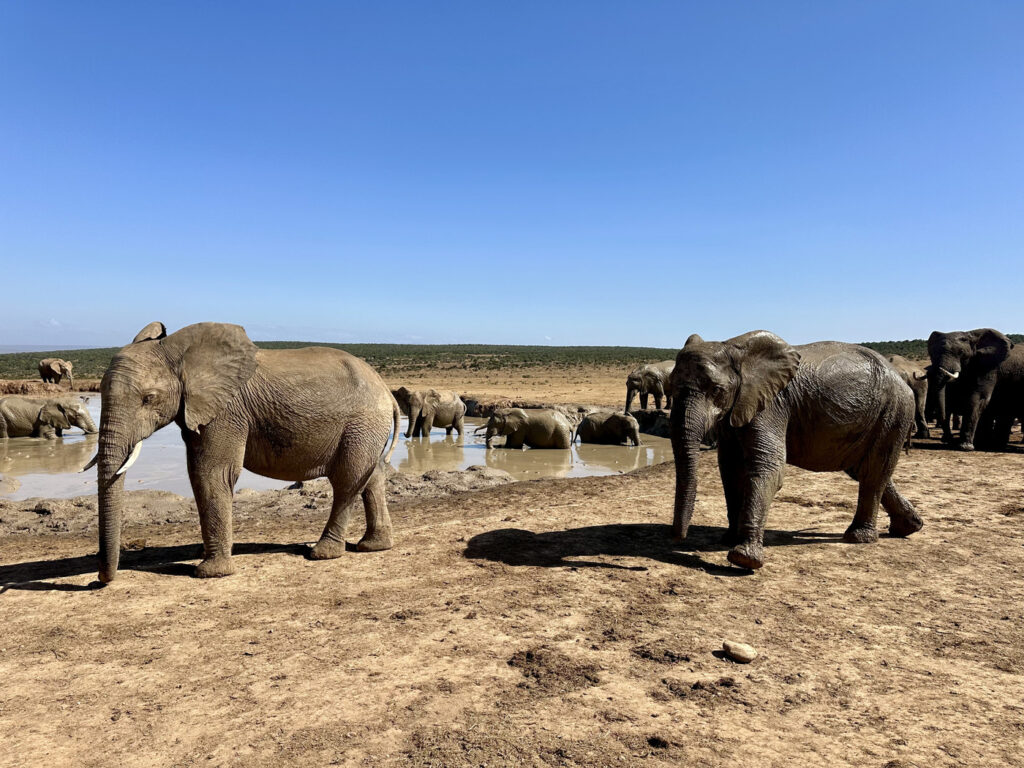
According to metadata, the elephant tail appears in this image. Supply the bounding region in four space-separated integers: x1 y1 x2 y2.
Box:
383 394 400 464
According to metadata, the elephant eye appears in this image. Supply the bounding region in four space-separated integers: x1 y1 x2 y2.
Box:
142 393 156 406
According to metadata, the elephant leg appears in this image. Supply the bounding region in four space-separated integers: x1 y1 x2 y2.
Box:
640 393 649 410
187 438 245 578
653 394 663 410
727 432 785 569
843 471 884 544
716 432 744 546
914 396 929 439
958 392 990 451
882 481 924 537
356 462 393 552
990 413 1014 450
454 414 464 436
311 461 375 560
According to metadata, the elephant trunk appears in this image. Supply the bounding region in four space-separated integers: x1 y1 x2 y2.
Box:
96 416 138 583
485 423 496 448
625 385 636 414
670 392 708 541
405 407 418 438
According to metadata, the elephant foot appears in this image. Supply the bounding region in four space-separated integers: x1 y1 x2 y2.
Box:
915 428 930 440
842 525 879 544
888 512 924 538
195 556 236 579
309 538 347 560
940 433 955 443
957 442 975 452
727 542 763 570
356 530 394 552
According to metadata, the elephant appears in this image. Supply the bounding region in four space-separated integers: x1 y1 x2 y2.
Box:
393 387 466 438
0 396 97 439
926 329 1016 450
885 355 929 439
976 346 1024 449
624 361 675 412
574 411 642 446
39 358 74 387
669 331 923 570
86 321 401 583
483 408 573 449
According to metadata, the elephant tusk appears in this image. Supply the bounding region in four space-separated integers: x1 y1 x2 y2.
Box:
912 371 927 381
939 367 959 380
81 453 99 472
116 442 143 475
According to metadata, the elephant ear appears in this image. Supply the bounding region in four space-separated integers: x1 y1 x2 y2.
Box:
684 333 704 347
729 331 801 428
970 329 1011 370
39 402 71 430
133 321 167 343
165 323 258 432
927 331 946 362
47 361 62 376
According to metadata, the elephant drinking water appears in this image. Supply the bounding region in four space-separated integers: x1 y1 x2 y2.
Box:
484 408 573 449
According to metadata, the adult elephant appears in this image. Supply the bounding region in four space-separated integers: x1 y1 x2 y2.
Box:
85 321 401 583
39 358 74 387
886 355 929 439
624 360 675 412
394 387 466 437
978 345 1024 449
927 329 1014 450
670 331 922 570
484 408 573 449
0 396 96 439
574 411 642 446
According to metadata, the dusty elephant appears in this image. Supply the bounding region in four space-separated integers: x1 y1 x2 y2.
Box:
624 360 675 412
38 358 74 387
670 331 923 570
394 387 466 437
574 411 641 446
926 328 1018 450
0 396 96 439
86 321 401 583
484 408 573 449
886 355 929 439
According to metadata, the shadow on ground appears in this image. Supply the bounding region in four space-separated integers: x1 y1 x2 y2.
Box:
464 522 843 576
0 541 310 592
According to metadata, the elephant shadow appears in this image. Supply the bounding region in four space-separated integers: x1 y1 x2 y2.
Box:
0 541 308 592
464 523 843 576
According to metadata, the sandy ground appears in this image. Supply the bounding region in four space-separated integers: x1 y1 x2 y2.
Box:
1 368 1023 767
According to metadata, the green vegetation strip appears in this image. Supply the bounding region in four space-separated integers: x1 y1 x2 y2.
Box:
2 336 1020 380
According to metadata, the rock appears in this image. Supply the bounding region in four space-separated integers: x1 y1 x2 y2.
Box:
722 640 757 663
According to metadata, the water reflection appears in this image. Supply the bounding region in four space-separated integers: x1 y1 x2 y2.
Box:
398 434 466 473
0 402 674 499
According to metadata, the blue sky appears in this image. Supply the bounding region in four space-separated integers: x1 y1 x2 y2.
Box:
1 2 1021 348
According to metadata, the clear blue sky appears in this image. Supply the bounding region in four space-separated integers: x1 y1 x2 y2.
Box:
1 2 1021 348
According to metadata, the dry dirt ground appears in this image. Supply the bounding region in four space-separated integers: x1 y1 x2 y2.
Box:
1 369 1023 767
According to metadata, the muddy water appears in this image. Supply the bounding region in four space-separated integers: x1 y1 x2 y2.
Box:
0 396 672 500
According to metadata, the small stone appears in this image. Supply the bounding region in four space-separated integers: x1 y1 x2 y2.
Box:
722 640 757 663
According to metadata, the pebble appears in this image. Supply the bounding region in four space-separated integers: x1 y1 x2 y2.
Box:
722 640 757 663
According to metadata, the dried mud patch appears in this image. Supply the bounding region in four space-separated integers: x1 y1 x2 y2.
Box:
507 647 601 694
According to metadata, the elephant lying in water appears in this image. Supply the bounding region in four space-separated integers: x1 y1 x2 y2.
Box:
87 321 400 583
484 408 573 449
0 396 97 439
394 387 466 437
574 411 641 446
670 331 923 570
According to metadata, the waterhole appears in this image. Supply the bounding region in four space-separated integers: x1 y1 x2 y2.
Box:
0 396 671 499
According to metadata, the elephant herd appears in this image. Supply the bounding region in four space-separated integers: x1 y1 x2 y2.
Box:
4 321 1019 582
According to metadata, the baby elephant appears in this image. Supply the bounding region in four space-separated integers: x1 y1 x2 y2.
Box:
394 387 466 437
0 396 97 439
484 408 573 449
575 411 642 446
